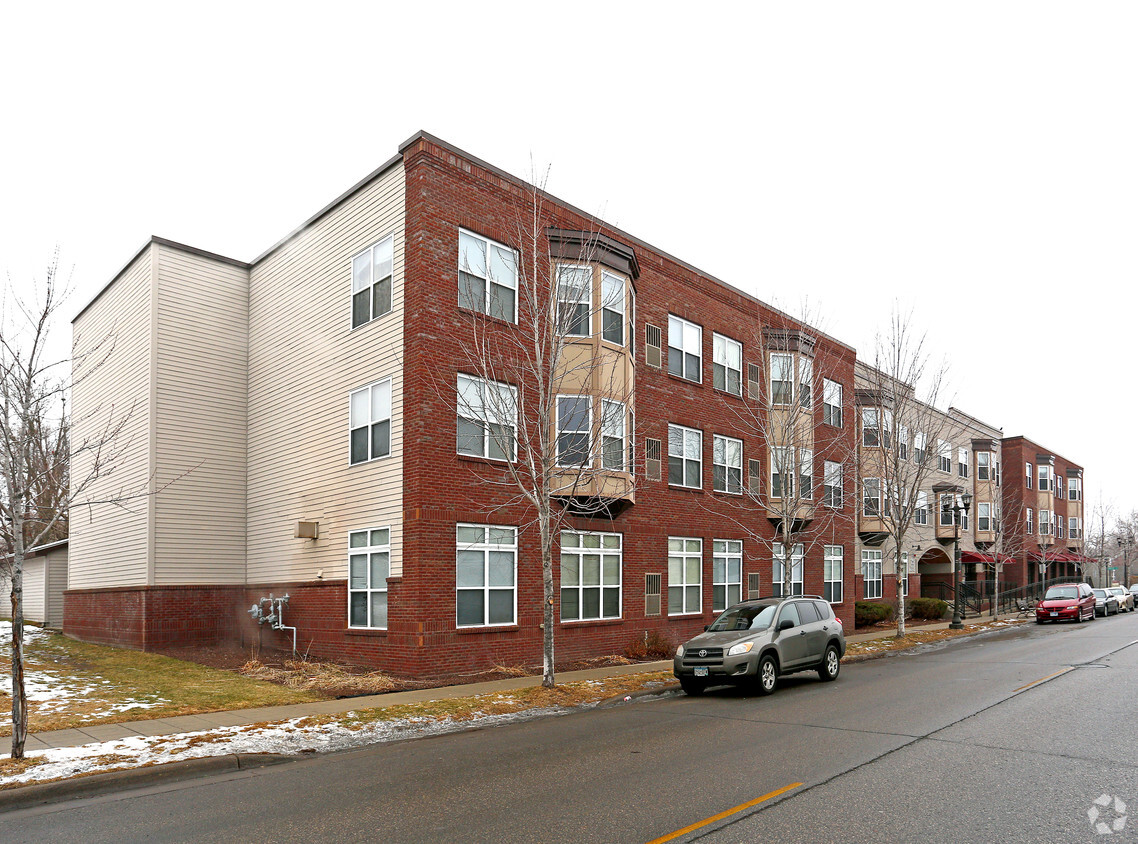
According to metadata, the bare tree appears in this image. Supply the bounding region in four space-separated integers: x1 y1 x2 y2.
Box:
700 310 856 603
0 251 137 758
859 309 960 636
450 175 635 688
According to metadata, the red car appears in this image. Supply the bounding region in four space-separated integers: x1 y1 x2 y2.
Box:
1036 583 1096 624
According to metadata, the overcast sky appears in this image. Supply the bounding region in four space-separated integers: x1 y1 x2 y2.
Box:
3 2 1134 523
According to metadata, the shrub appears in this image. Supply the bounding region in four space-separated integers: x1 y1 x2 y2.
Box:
854 601 895 628
624 629 675 661
908 597 948 620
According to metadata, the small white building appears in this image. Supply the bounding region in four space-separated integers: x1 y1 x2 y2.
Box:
20 540 69 628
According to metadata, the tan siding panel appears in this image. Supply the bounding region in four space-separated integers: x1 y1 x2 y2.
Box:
69 249 153 589
45 547 68 626
247 164 405 586
22 559 46 624
153 246 249 586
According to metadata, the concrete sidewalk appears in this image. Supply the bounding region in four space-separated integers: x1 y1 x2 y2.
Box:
25 615 1014 753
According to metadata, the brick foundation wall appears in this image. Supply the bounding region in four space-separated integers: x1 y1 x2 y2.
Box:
64 585 245 650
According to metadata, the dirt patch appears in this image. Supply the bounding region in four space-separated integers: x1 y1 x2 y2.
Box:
846 618 1027 660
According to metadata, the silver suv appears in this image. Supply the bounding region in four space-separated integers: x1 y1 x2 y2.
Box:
673 596 845 696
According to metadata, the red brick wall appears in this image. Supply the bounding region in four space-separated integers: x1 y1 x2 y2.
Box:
64 585 245 650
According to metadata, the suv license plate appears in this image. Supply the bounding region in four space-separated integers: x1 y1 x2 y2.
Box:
1050 612 1058 617
694 667 708 677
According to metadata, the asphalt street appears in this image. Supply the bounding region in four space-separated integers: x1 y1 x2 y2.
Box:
7 613 1138 843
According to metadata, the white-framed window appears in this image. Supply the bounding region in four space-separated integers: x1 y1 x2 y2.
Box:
1056 518 1065 539
937 440 952 473
1026 507 1034 535
898 426 909 461
978 502 992 532
351 234 394 329
456 524 517 628
977 451 991 480
457 374 517 461
668 537 703 615
824 545 843 603
940 493 955 527
713 333 742 396
557 395 592 467
824 460 843 508
862 549 883 599
713 434 743 494
799 448 813 500
349 528 390 628
1039 509 1052 535
713 539 742 612
1069 516 1081 538
1069 477 1082 501
600 271 626 345
959 500 969 531
350 378 392 465
458 229 517 322
862 407 880 447
1056 475 1065 500
773 543 804 597
668 315 702 382
668 424 702 488
1026 462 1033 490
1038 464 1051 492
863 478 881 517
798 357 813 407
958 447 969 478
556 264 591 337
915 491 929 526
561 531 622 621
913 431 927 464
770 353 793 405
771 446 792 498
823 379 842 427
601 400 626 471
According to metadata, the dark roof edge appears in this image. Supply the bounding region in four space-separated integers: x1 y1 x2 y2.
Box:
399 131 856 355
250 152 404 267
72 237 248 324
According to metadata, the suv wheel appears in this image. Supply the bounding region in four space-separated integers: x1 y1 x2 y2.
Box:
679 677 706 696
756 654 778 696
818 645 840 682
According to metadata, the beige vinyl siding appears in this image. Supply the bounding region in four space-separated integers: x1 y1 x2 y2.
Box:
247 163 405 584
22 558 46 624
45 546 67 626
153 245 249 585
69 249 153 589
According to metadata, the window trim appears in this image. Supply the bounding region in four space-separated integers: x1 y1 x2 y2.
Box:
823 460 843 509
350 234 395 330
456 374 517 462
862 549 883 600
712 434 743 495
915 491 929 526
712 333 743 397
668 423 703 489
555 263 592 338
667 314 703 383
348 527 391 629
349 378 393 466
713 539 743 612
823 379 843 428
556 394 593 468
560 530 623 622
770 352 794 406
668 536 703 615
773 542 804 597
456 524 518 629
824 545 844 604
600 269 627 346
458 228 519 323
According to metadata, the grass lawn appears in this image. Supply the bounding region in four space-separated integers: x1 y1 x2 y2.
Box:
0 624 326 737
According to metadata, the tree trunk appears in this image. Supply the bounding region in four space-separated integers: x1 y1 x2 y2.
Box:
896 551 907 636
10 568 26 759
540 512 555 688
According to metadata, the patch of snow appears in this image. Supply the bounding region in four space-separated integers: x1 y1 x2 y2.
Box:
2 706 570 787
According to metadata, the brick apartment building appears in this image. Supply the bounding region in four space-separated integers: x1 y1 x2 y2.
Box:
65 132 862 675
63 132 1087 674
999 436 1087 588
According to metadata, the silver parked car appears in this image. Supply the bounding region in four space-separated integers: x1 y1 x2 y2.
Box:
1092 588 1120 616
1108 586 1134 612
674 596 845 696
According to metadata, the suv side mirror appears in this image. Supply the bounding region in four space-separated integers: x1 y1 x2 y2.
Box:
779 619 794 631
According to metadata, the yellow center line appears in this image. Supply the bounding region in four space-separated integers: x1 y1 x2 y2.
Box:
1013 667 1074 692
644 782 803 844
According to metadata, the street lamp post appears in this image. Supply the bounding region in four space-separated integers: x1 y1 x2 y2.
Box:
950 492 972 630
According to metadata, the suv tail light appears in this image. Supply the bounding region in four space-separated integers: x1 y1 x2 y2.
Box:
833 616 843 627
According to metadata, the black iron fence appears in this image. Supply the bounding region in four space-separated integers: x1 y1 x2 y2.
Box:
922 576 1080 617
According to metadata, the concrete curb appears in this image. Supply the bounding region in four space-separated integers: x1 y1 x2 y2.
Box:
0 752 292 812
